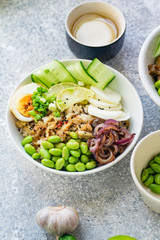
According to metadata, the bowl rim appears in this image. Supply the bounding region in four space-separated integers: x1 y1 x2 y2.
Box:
130 130 160 203
6 58 143 176
138 25 160 107
65 1 126 48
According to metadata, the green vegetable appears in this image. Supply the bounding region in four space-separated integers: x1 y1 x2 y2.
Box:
69 156 79 164
87 58 115 89
41 159 54 168
70 149 81 158
155 174 160 184
49 148 62 156
40 148 51 159
107 236 137 240
66 140 79 150
42 141 54 149
141 168 149 182
55 158 65 170
22 136 33 146
52 156 60 162
66 164 76 172
147 167 155 174
69 132 78 139
59 234 77 240
24 144 36 156
48 135 61 143
150 183 160 194
154 42 160 58
75 162 85 172
31 60 77 88
151 163 160 173
62 147 70 161
154 156 160 164
80 142 88 154
86 161 97 170
81 155 89 164
144 175 154 187
154 80 160 89
55 143 66 149
32 152 41 160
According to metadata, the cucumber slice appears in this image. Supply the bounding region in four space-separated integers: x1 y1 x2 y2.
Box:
67 61 97 85
31 60 77 88
155 42 160 58
87 58 115 89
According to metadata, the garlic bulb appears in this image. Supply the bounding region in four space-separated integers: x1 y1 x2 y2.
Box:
36 206 79 239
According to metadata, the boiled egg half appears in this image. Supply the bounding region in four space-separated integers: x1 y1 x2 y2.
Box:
10 83 40 122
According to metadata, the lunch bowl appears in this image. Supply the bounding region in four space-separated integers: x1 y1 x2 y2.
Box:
130 130 160 213
6 59 143 176
139 25 160 107
65 2 126 61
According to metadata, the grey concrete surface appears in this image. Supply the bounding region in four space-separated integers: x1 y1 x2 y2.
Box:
1 0 160 239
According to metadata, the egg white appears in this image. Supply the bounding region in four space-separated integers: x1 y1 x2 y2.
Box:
10 83 40 122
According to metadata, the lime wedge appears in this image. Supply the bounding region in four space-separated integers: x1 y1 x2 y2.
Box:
56 87 94 111
108 235 137 240
45 83 77 100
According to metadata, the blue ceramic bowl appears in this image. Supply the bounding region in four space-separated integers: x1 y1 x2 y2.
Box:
65 1 126 61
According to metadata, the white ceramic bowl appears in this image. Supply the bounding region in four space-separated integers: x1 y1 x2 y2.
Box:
139 25 160 106
6 59 143 176
130 130 160 213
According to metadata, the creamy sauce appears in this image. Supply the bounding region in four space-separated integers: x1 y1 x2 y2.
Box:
71 13 118 46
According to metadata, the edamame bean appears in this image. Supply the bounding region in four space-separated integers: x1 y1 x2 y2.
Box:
55 158 65 170
81 155 89 164
75 162 85 172
150 183 160 194
66 141 79 150
69 132 78 140
24 144 36 156
40 148 51 159
52 156 60 162
70 149 81 158
59 234 77 240
69 156 79 164
55 143 66 149
22 136 33 146
80 142 88 154
154 156 160 164
86 150 92 156
86 161 97 170
66 164 76 172
151 163 160 173
155 174 160 184
63 161 69 169
141 168 149 182
42 141 54 149
32 152 40 160
144 175 154 187
149 159 155 166
62 147 70 161
147 167 155 174
41 159 54 168
48 135 61 143
49 148 62 156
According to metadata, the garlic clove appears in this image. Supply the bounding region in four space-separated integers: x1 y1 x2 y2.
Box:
36 206 79 238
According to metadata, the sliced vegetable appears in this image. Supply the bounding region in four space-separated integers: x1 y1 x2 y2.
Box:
88 105 130 121
31 60 77 88
67 61 97 85
45 83 77 101
56 87 94 111
90 86 121 104
88 97 122 110
87 58 115 89
154 41 160 58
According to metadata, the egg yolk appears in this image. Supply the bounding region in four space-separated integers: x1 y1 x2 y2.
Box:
16 94 34 117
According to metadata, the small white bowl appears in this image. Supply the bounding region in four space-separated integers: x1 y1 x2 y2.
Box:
6 59 143 176
139 25 160 106
130 130 160 213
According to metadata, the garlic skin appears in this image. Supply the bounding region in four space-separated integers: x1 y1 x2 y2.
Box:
36 206 79 238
